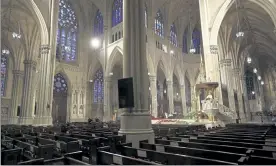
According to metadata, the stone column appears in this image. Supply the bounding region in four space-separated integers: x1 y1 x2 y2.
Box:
180 84 187 116
240 75 250 121
220 59 236 112
103 76 113 121
119 0 154 148
19 60 37 125
149 76 158 118
166 80 174 114
233 68 246 122
36 45 53 126
9 70 24 124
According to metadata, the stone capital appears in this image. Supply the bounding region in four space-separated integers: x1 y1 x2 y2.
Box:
23 60 37 68
149 75 157 82
13 70 24 76
166 80 173 86
104 76 113 82
40 45 50 55
219 59 232 67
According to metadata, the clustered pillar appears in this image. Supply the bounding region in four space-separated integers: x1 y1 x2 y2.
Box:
166 80 174 114
103 76 113 121
119 0 154 147
9 70 24 124
149 75 158 117
19 60 37 125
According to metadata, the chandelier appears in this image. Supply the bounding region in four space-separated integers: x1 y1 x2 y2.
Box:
188 8 196 54
247 57 252 64
2 49 10 55
253 68 257 73
235 0 244 39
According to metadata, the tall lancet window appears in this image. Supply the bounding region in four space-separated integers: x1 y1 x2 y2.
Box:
112 0 123 27
93 69 104 103
192 28 201 54
245 70 256 100
94 10 104 36
53 73 68 94
56 0 78 62
155 10 164 37
185 76 191 109
1 55 8 97
170 23 177 46
183 28 188 53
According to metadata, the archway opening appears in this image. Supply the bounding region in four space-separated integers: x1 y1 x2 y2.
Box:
52 73 68 124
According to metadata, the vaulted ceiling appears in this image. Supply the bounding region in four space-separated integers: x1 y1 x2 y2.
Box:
219 0 276 68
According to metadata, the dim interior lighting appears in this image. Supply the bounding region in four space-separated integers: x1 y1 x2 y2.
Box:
247 57 252 64
148 73 150 75
170 50 174 54
253 68 257 73
149 87 151 91
261 81 264 85
89 80 93 83
189 48 196 54
109 72 113 76
12 32 21 39
164 89 167 94
236 31 244 38
2 49 10 55
252 91 255 95
91 38 101 49
176 93 179 96
258 76 262 80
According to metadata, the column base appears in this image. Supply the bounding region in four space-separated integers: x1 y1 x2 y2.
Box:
9 117 20 125
34 116 53 126
119 112 155 148
19 117 34 125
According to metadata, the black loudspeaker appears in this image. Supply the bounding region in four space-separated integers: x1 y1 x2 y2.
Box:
118 78 134 109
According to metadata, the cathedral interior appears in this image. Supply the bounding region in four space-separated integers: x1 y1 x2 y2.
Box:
1 0 276 165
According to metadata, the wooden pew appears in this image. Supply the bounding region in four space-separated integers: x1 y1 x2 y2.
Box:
155 138 276 159
116 143 236 165
139 141 246 164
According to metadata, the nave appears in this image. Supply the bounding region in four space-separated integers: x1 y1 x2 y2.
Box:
1 123 276 165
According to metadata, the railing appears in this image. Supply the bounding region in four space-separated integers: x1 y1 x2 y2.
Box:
250 112 276 123
202 99 237 119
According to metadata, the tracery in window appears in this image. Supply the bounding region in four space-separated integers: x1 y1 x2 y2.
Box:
245 70 256 100
93 69 104 103
170 23 177 46
192 28 201 54
1 55 8 97
155 10 164 37
112 0 123 27
56 0 78 61
183 28 188 53
53 73 68 94
94 10 104 36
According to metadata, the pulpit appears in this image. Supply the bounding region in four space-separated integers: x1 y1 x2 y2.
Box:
196 82 219 123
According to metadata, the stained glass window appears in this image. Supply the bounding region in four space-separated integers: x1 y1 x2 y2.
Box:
183 28 188 53
56 0 78 61
192 28 201 54
185 76 191 107
170 23 177 46
53 73 68 93
155 10 164 37
245 70 256 100
94 10 104 36
1 55 8 97
93 69 104 103
112 0 123 27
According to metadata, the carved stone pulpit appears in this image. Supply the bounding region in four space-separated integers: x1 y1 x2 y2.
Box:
196 82 219 122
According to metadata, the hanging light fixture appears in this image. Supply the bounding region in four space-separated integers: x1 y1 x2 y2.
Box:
235 0 244 38
253 68 257 73
247 57 252 64
2 49 10 55
6 0 21 40
261 81 264 85
257 76 262 80
188 8 196 54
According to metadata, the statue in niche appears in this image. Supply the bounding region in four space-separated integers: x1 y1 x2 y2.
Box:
205 90 213 100
203 90 214 110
